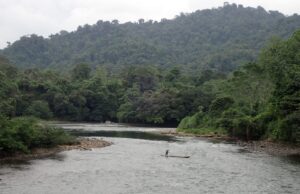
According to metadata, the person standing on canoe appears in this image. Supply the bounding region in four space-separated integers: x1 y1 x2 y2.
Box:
165 150 169 157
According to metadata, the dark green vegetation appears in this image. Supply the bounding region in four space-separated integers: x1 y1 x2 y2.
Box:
0 55 211 124
0 116 75 154
179 31 300 143
1 4 300 73
0 4 299 155
0 58 76 155
1 30 299 144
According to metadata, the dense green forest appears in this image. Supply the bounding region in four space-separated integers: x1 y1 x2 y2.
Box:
0 56 76 154
0 4 299 155
179 31 300 143
1 30 300 145
1 4 300 73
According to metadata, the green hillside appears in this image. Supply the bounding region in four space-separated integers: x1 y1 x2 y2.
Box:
1 4 300 72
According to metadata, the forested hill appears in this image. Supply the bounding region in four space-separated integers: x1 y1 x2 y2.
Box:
1 4 300 72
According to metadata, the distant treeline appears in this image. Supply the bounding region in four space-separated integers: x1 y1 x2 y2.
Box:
1 4 300 73
1 30 300 143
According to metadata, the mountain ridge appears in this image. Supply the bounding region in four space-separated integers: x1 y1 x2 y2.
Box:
1 3 300 72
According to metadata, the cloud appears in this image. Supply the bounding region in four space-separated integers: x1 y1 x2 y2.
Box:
0 0 299 48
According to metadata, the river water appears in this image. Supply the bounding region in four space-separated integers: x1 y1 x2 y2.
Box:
0 123 299 194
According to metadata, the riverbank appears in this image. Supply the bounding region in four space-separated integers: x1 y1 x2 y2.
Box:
0 138 112 164
237 140 300 157
159 130 235 141
159 130 300 157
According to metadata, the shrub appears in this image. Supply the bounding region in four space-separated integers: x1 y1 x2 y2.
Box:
218 108 242 136
178 112 204 129
0 116 75 154
218 114 264 140
217 118 235 133
178 116 194 129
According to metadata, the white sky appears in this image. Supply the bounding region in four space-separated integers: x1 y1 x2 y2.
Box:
0 0 299 49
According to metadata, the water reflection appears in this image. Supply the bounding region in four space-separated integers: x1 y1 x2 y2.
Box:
0 153 66 167
0 159 31 166
67 129 178 142
45 153 66 162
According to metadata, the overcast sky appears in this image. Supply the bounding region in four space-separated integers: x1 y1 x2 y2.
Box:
0 0 299 49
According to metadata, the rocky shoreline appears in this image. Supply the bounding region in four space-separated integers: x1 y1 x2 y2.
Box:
0 138 112 164
160 130 300 157
237 140 300 157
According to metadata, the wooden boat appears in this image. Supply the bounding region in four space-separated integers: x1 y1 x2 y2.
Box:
161 155 190 158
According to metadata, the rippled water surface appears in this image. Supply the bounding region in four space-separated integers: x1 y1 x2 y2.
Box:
0 123 299 194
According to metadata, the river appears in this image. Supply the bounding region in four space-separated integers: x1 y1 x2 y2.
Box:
0 123 299 194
